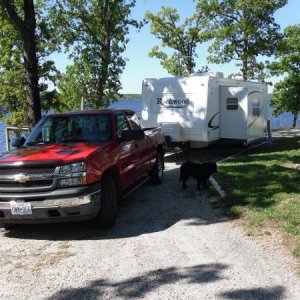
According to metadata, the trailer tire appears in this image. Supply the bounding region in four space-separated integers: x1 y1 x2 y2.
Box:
94 175 118 227
149 152 164 185
241 140 248 148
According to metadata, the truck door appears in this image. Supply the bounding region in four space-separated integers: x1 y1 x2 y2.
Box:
126 112 152 175
115 113 140 188
220 86 248 140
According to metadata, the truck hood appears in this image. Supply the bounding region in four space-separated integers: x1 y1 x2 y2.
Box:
0 142 104 166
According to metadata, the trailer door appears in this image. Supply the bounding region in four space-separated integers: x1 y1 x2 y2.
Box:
220 86 248 140
247 91 265 141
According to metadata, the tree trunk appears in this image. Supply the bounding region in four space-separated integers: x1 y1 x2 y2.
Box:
23 0 41 128
96 0 110 108
242 37 249 81
2 0 41 128
292 114 297 128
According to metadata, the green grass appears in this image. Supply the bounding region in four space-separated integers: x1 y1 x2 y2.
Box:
214 137 300 270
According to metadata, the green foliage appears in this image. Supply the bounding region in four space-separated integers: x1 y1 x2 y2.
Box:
0 6 26 125
145 6 210 76
269 24 300 126
50 0 140 109
196 0 287 80
271 75 300 124
118 94 141 100
58 62 92 111
0 1 60 127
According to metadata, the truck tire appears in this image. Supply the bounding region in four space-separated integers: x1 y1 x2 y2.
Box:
95 175 118 227
1 224 18 230
149 152 164 185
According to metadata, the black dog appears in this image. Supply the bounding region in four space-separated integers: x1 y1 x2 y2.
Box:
179 161 218 190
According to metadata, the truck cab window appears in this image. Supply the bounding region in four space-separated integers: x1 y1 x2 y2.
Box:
129 116 142 130
116 114 130 138
125 112 143 130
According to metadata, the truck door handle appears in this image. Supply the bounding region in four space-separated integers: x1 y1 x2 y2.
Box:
135 143 139 149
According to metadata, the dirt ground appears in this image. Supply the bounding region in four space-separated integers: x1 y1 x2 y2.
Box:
0 139 299 299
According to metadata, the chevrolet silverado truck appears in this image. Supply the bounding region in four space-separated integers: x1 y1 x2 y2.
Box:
0 109 166 228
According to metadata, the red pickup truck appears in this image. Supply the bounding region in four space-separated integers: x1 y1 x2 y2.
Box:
0 109 166 228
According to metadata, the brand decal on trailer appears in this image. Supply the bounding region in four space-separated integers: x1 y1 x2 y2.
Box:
157 97 190 108
208 112 220 131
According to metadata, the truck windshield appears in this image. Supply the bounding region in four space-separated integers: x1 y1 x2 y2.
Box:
25 114 112 145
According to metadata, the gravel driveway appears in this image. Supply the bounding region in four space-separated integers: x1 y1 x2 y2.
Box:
0 142 299 300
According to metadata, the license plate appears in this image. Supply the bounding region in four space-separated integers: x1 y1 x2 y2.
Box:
11 202 32 215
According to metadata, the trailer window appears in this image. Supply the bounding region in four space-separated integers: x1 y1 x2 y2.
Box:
252 102 260 116
226 98 238 110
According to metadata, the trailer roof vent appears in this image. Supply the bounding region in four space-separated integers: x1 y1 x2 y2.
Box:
196 72 224 78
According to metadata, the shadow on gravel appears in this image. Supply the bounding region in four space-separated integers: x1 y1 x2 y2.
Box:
219 286 285 300
47 263 230 299
3 163 230 241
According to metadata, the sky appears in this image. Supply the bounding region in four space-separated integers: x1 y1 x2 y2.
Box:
52 0 300 94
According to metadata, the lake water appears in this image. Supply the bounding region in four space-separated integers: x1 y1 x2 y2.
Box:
0 99 299 152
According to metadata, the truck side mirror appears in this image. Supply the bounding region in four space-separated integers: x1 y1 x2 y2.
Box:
11 136 26 148
120 130 145 142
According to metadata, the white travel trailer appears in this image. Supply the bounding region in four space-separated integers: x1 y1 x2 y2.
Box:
141 73 268 148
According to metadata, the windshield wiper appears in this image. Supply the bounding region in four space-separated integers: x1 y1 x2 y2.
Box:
58 139 89 143
26 141 52 146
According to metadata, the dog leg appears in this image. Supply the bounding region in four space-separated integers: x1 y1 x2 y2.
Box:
182 179 187 190
197 178 201 191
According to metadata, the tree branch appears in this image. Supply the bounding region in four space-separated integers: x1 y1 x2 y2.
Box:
1 0 25 37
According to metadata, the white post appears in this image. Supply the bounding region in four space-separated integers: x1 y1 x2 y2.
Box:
267 120 272 144
5 128 9 151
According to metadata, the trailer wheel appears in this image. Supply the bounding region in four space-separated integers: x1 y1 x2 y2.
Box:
94 175 118 227
149 152 164 185
241 140 248 148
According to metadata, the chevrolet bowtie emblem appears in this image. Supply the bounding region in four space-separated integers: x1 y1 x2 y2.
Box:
14 173 30 183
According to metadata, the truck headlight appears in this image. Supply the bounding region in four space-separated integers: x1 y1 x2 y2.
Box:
58 162 86 187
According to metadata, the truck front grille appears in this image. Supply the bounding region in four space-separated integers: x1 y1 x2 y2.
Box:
0 167 58 193
0 167 56 176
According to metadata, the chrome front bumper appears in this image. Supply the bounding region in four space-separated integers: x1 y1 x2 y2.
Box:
0 184 101 224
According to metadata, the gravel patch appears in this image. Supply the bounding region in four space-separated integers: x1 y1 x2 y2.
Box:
0 145 299 299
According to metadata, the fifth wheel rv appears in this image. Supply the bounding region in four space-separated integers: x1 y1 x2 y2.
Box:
141 72 268 148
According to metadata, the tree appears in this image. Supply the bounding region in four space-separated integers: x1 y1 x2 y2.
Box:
269 24 300 128
58 62 92 111
0 12 26 125
145 6 210 77
0 0 59 127
51 0 140 109
196 0 287 80
0 0 41 127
